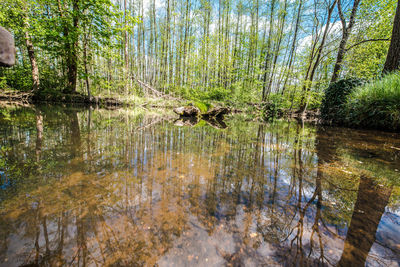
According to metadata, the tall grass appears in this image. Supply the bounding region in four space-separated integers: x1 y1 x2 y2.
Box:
343 72 400 131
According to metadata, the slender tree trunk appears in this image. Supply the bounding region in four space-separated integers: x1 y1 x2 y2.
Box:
124 0 129 92
266 0 288 94
61 0 80 93
231 2 241 89
298 0 337 113
205 3 211 87
182 0 190 86
330 0 361 83
281 0 303 95
22 4 39 92
262 0 276 101
383 0 400 73
152 0 157 86
24 22 40 92
83 27 91 99
141 0 146 82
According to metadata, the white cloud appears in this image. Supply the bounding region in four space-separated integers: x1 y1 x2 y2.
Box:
297 20 342 53
143 0 164 13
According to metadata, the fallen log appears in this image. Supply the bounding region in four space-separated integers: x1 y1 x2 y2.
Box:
173 106 200 117
173 105 231 119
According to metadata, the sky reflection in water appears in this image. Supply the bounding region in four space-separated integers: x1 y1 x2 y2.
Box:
0 105 399 267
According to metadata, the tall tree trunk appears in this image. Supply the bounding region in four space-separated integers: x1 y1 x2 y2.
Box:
262 0 276 101
22 4 40 92
83 26 91 99
383 0 400 73
298 0 337 113
124 0 129 93
24 24 40 92
182 0 190 86
60 0 80 93
330 0 361 83
280 0 303 95
152 0 158 86
266 0 288 94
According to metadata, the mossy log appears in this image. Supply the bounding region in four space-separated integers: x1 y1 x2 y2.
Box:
173 106 230 119
173 106 201 117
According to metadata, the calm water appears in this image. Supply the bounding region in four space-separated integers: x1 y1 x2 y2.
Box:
0 105 399 267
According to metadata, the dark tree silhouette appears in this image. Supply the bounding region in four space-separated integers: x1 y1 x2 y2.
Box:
383 0 400 72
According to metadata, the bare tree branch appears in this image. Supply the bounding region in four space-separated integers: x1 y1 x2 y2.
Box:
345 38 390 51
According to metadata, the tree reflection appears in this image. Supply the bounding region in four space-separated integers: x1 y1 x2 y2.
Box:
0 106 398 266
338 176 393 266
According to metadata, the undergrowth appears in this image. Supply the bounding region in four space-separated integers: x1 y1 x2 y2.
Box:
343 72 400 131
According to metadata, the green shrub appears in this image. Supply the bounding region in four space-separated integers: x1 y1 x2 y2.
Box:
194 101 210 113
0 65 33 91
206 87 230 101
343 72 400 131
261 101 282 121
320 78 364 123
185 100 211 113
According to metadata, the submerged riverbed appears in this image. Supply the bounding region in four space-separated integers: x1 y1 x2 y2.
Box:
0 105 399 266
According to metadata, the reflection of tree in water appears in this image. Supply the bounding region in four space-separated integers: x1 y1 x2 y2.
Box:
265 124 330 266
338 176 392 266
0 107 398 266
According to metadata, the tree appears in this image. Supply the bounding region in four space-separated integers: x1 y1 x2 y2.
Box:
383 0 400 72
330 0 361 83
57 0 80 93
298 0 338 113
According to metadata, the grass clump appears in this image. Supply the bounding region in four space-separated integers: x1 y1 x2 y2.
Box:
343 72 400 131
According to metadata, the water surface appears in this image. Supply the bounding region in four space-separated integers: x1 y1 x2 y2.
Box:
0 105 399 266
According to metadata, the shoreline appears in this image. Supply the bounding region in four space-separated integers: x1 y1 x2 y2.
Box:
0 90 126 108
1 93 398 133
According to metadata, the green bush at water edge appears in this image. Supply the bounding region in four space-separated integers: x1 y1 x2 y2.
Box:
320 78 364 124
343 72 400 131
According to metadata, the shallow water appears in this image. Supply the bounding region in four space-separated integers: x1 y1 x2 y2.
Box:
0 105 399 267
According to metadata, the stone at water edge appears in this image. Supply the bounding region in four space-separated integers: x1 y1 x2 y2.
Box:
0 26 15 67
173 106 200 117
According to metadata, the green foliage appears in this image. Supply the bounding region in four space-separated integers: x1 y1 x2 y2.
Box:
0 0 396 119
0 77 8 90
194 101 210 113
306 90 325 110
179 86 230 103
343 72 400 131
344 0 396 79
205 87 230 101
185 100 211 113
0 109 12 121
320 78 364 123
0 65 33 92
260 95 285 120
0 0 125 94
